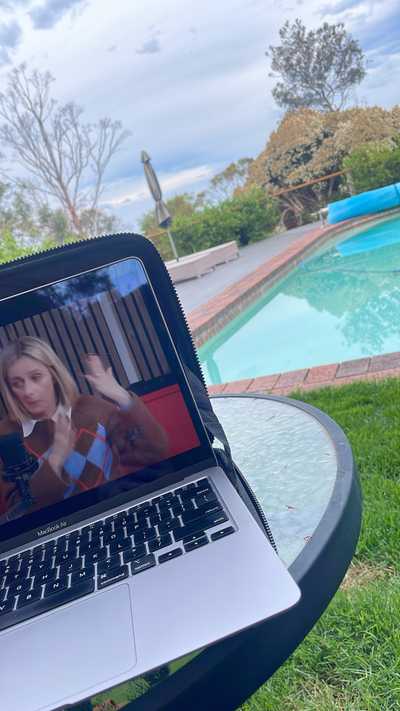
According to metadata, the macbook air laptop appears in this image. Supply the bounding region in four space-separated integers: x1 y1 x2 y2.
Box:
0 245 300 711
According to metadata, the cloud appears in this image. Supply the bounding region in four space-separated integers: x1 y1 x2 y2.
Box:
102 164 214 208
320 0 366 13
0 20 22 64
0 0 30 9
136 37 161 55
29 0 87 30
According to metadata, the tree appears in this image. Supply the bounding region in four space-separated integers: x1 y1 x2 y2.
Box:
197 158 254 205
0 64 130 234
246 105 400 226
139 193 196 234
267 20 366 112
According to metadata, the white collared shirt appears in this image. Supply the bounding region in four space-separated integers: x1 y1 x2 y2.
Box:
21 403 72 438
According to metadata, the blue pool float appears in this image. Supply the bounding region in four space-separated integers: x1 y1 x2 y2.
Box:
328 183 400 224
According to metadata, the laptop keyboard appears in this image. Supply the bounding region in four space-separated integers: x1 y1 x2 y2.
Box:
0 478 235 632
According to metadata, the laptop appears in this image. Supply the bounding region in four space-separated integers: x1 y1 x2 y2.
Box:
0 239 300 711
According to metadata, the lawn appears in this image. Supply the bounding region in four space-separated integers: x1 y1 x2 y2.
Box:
240 377 400 711
78 377 400 710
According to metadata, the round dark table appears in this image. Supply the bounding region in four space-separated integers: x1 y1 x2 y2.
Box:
75 394 361 711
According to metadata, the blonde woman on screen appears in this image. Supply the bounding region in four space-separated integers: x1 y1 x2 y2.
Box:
0 336 168 522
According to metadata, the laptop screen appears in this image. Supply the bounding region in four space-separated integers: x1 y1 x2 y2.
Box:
0 257 214 545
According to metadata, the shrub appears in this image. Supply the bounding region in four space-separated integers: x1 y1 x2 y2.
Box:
0 229 29 264
343 140 400 194
167 187 279 258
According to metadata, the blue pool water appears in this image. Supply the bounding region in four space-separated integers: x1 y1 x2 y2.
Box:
199 214 400 385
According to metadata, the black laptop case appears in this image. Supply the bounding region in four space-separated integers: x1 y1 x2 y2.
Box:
0 232 276 551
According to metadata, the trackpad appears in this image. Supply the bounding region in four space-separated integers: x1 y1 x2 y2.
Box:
1 584 136 711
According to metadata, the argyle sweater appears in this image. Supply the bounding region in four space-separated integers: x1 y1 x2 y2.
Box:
0 394 168 522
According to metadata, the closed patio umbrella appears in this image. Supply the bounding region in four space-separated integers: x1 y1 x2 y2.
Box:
141 150 179 261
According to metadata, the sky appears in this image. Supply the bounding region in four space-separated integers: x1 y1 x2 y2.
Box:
0 0 399 230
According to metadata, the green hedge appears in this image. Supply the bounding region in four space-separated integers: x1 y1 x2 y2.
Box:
149 187 280 260
343 140 400 194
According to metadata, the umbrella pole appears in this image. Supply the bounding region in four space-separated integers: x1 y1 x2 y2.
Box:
167 228 179 261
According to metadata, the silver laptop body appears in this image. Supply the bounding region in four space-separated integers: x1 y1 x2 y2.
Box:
0 254 300 711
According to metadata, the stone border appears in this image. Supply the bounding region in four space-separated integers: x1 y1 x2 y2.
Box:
207 352 400 396
188 209 400 348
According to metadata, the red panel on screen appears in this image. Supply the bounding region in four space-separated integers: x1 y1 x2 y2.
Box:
141 384 200 457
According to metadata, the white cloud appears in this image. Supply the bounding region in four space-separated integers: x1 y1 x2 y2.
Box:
102 164 214 208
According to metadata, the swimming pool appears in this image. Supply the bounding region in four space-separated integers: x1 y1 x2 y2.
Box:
199 213 400 385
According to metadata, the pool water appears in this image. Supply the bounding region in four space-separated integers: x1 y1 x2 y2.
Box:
199 214 400 385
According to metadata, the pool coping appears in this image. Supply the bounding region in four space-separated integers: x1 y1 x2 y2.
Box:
186 208 400 395
206 352 400 397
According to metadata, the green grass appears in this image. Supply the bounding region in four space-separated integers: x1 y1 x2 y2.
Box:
239 377 400 711
75 377 400 710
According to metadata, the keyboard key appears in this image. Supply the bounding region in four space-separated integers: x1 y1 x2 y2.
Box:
98 566 129 589
122 546 147 563
142 528 158 543
148 535 173 552
174 512 229 542
58 558 84 576
85 549 107 564
97 555 122 574
196 490 217 506
109 538 134 555
175 483 196 499
54 536 68 554
182 531 208 544
35 569 58 585
1 560 20 576
158 549 183 564
18 588 42 607
211 526 235 541
181 500 196 513
30 560 50 576
55 550 77 566
131 555 156 575
181 507 211 524
71 568 95 585
196 478 211 493
158 518 182 535
9 579 33 596
184 536 208 553
184 536 209 552
0 599 14 616
8 553 21 567
206 511 229 527
127 521 149 535
5 571 26 586
44 577 69 597
157 509 172 523
0 579 95 632
197 502 223 517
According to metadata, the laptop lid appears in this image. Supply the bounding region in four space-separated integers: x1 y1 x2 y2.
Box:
0 253 216 554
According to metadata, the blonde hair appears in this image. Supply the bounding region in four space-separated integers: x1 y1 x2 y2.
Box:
0 336 78 422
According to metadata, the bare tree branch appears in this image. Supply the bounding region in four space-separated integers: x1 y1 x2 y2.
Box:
0 64 130 234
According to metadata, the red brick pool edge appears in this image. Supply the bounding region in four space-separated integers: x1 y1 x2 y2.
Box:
206 352 400 397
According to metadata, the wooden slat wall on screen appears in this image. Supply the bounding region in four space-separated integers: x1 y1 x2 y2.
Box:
0 285 170 420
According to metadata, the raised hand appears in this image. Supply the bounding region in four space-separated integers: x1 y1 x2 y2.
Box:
83 354 131 407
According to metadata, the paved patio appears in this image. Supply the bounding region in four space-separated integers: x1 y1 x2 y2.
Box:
175 223 316 313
